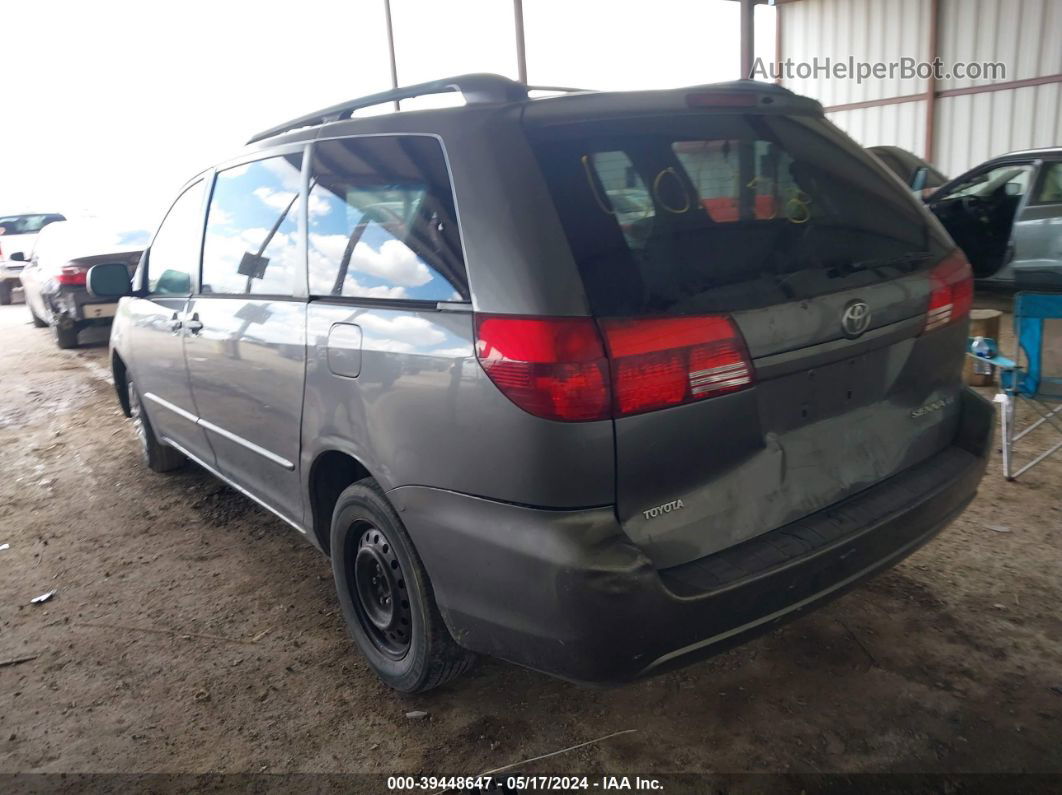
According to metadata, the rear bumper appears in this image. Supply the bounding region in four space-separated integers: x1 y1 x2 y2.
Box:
48 287 118 324
391 388 994 684
0 264 23 282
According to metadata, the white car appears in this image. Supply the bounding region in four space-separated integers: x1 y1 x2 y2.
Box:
20 220 148 348
0 213 66 304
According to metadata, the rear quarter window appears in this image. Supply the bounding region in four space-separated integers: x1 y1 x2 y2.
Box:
307 135 468 302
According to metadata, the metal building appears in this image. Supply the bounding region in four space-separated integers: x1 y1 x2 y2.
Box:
774 0 1062 178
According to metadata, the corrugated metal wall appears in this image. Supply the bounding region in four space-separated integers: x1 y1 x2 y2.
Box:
779 0 1061 178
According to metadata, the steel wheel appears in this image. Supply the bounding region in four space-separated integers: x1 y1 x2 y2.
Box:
348 521 412 659
128 382 149 457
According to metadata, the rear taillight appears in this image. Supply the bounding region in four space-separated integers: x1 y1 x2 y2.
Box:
922 250 973 334
601 315 753 415
475 315 610 421
475 313 753 421
57 264 88 286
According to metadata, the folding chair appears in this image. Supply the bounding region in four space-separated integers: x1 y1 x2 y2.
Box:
973 292 1062 481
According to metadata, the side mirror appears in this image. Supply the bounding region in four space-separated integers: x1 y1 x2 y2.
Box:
1004 182 1022 196
87 262 133 298
8 251 26 262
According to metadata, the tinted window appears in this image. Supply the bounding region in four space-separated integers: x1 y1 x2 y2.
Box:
201 155 303 296
307 136 467 301
149 181 205 295
530 114 946 315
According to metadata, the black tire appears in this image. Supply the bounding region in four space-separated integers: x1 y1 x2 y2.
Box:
55 323 79 349
127 379 184 472
331 478 475 693
28 302 47 328
0 281 11 305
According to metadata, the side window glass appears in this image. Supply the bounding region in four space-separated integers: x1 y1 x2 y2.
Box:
1034 163 1062 204
148 180 205 295
201 154 303 296
307 136 467 301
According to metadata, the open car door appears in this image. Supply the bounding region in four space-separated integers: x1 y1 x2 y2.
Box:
929 162 1035 277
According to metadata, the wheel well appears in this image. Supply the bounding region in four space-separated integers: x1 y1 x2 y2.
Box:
112 352 131 417
309 450 371 556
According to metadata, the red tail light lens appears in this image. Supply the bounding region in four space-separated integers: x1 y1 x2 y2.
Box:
922 250 973 333
475 315 610 421
57 264 88 286
600 315 753 416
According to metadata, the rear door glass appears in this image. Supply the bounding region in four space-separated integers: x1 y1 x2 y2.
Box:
529 114 948 316
201 154 303 297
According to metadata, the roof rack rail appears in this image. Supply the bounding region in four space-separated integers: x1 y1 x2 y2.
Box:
247 73 588 145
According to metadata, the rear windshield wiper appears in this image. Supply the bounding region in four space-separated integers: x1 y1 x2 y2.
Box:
833 251 933 276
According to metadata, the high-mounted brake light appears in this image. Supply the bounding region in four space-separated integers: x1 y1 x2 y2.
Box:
601 315 753 415
686 92 762 108
57 264 88 286
475 315 610 421
922 250 973 334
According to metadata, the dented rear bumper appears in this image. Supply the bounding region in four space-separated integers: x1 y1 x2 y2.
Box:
391 388 994 684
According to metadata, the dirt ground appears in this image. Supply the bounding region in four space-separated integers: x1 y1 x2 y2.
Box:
1 291 1060 786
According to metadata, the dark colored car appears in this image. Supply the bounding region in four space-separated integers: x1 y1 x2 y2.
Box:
0 212 66 304
21 221 148 348
90 75 993 692
868 145 948 196
928 147 1062 288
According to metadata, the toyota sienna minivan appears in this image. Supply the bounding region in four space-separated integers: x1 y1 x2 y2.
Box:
89 75 994 692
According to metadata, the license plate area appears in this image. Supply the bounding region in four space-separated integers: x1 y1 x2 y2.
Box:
83 303 117 319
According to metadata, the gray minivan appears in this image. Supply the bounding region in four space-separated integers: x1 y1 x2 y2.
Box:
90 74 994 693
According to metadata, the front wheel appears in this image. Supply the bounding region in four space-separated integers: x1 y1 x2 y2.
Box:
0 281 11 305
331 479 475 693
127 380 184 472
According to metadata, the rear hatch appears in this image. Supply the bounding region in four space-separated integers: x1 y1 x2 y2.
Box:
525 88 970 568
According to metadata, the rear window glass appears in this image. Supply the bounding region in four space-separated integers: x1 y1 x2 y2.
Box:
0 214 65 236
530 114 948 315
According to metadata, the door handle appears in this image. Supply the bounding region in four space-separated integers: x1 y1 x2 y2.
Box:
184 312 203 334
169 312 183 334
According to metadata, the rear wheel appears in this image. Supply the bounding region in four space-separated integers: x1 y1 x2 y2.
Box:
127 380 184 472
331 479 475 693
0 281 11 305
28 302 47 328
54 322 79 349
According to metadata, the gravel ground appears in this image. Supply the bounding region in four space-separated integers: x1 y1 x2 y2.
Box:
0 295 1059 785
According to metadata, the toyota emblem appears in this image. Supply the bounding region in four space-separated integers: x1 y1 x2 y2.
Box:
841 300 871 338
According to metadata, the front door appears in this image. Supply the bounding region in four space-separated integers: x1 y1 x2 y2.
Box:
125 178 216 465
183 152 308 526
930 162 1035 277
1010 160 1062 286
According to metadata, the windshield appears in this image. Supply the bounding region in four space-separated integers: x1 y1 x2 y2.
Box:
0 214 65 236
941 166 1031 200
529 113 948 315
